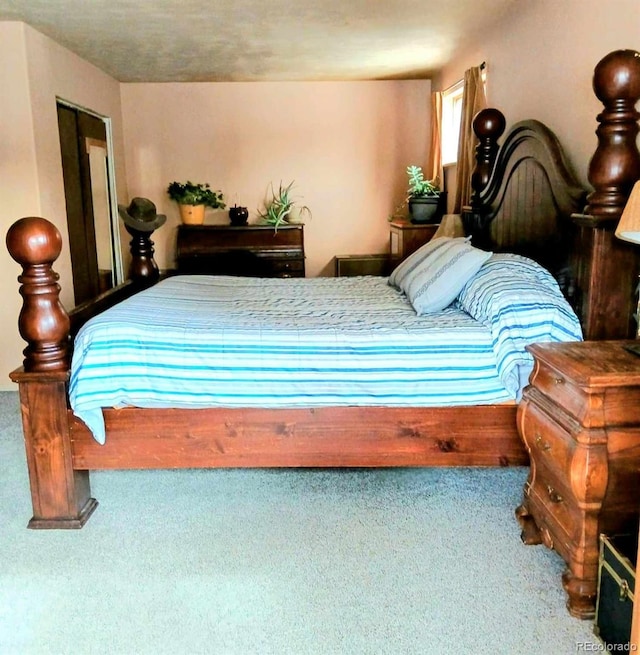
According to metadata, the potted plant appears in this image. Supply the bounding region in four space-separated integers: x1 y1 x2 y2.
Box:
258 181 311 230
167 181 226 225
405 165 445 224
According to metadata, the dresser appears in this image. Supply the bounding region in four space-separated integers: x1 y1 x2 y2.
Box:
389 220 439 268
176 224 305 277
516 341 640 619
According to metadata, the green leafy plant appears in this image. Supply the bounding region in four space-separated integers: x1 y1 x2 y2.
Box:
258 181 311 230
167 181 226 208
389 165 441 220
406 165 440 197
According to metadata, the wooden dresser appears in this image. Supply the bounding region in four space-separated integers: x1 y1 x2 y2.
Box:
176 224 305 277
516 341 640 619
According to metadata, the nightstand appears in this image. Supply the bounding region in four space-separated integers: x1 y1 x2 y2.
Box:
389 220 439 267
515 341 640 619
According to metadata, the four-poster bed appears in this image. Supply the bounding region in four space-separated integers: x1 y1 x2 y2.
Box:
6 53 640 624
6 105 587 526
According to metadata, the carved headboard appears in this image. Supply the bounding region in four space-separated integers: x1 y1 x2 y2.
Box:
463 49 640 341
462 108 586 310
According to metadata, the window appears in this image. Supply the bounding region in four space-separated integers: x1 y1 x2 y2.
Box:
441 70 487 166
441 81 464 166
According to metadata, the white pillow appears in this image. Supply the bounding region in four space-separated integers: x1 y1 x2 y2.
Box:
401 239 492 314
389 237 464 289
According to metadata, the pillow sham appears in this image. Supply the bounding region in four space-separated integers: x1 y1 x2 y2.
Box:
401 239 492 315
388 236 463 289
456 253 583 396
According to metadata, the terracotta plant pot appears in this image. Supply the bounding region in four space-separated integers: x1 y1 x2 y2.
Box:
179 204 205 225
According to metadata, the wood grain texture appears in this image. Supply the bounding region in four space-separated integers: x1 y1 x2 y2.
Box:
516 340 640 619
573 49 640 339
176 224 305 277
462 112 587 313
70 404 526 470
11 372 97 529
6 217 70 372
388 221 439 267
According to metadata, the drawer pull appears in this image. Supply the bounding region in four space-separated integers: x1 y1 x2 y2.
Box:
540 527 554 550
553 377 565 385
547 485 563 504
535 433 552 452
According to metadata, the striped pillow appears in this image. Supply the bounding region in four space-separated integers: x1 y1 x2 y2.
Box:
455 253 583 396
389 237 464 289
401 239 492 315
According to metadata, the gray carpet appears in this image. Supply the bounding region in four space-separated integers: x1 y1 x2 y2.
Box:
0 391 600 654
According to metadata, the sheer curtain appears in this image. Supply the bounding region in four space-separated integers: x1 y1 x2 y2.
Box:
426 91 443 186
453 66 487 213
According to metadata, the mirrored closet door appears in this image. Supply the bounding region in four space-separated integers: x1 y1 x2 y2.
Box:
57 101 123 306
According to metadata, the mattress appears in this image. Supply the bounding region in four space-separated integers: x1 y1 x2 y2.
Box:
69 273 579 444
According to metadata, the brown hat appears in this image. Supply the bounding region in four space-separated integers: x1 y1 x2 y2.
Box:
118 197 166 232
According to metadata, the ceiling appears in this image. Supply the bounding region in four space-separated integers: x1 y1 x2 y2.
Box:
0 0 516 82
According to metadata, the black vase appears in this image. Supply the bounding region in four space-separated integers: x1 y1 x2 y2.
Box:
229 205 249 226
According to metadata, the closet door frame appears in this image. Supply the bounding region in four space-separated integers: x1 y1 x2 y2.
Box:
57 98 123 306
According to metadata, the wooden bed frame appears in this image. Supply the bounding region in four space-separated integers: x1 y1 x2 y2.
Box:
6 50 640 529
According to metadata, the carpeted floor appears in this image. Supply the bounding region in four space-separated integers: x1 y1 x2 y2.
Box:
0 391 601 654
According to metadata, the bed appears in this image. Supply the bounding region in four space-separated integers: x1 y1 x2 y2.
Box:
68 263 582 446
6 50 640 529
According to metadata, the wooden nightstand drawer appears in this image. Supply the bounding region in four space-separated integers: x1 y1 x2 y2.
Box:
526 469 577 559
528 341 640 427
528 360 588 424
519 398 575 481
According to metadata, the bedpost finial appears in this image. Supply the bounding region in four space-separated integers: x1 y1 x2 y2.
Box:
473 108 506 141
468 108 506 213
6 216 63 267
6 216 70 373
586 50 640 221
592 49 640 105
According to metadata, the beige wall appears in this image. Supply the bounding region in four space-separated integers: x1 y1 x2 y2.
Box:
438 0 640 191
0 22 127 389
23 23 129 295
121 81 431 277
0 23 39 392
2 0 638 389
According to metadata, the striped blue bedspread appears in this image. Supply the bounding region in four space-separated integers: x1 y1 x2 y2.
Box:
69 274 580 444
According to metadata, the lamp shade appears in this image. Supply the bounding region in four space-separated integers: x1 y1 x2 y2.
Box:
615 180 640 244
